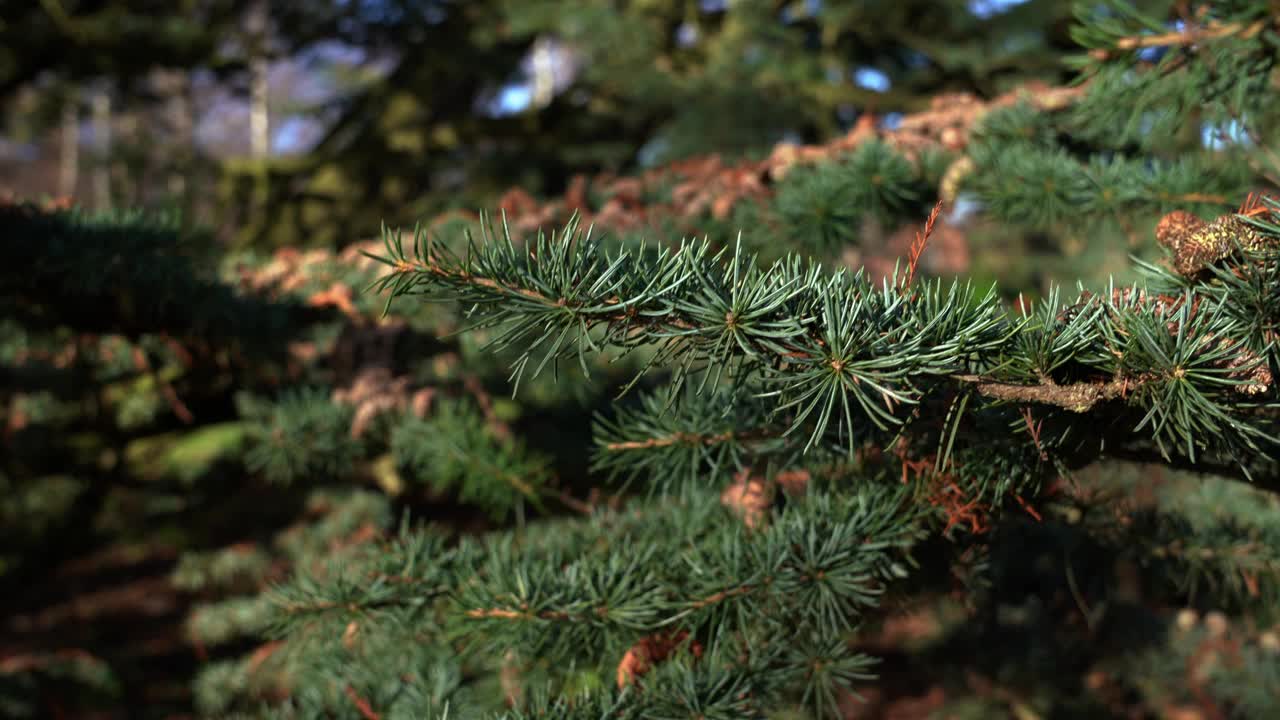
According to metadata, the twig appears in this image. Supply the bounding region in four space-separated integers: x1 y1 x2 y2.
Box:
132 347 194 424
344 685 382 720
956 375 1138 413
1064 552 1095 633
1089 18 1268 61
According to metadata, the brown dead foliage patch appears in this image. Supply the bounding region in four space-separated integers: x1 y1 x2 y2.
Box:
479 82 1084 242
616 629 702 689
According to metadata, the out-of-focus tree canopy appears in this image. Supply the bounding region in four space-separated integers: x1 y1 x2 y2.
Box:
2 0 1081 247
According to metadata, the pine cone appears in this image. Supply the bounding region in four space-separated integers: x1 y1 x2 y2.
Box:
1180 216 1266 275
1155 210 1267 276
1224 344 1273 396
1154 210 1205 253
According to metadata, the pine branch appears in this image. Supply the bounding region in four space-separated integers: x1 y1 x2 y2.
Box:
1084 15 1272 61
955 373 1135 413
369 207 1279 484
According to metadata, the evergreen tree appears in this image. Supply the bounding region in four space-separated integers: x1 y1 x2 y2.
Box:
4 1 1280 719
189 1 1280 717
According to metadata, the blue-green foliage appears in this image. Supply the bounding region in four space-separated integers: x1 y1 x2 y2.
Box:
392 398 552 519
243 389 363 485
775 140 923 256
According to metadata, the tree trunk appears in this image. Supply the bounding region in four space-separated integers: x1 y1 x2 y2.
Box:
247 0 270 159
155 69 194 203
530 36 557 109
58 89 78 200
91 84 111 211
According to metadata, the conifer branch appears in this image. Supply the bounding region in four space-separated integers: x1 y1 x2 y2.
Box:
371 207 1279 484
956 374 1138 413
601 430 743 452
1088 17 1270 60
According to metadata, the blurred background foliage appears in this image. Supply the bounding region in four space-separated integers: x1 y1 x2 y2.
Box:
1 0 1080 249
